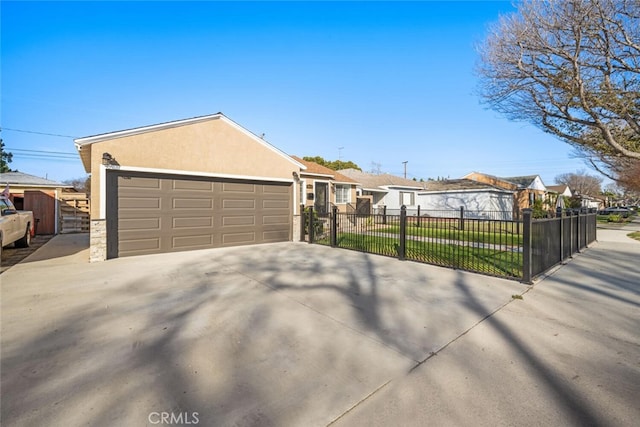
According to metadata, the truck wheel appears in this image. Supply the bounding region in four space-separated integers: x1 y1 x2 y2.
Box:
15 225 31 248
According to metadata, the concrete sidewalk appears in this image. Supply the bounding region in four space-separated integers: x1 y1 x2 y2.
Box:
333 225 640 426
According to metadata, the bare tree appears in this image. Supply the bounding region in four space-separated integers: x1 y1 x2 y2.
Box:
478 0 640 160
63 176 91 193
555 169 603 195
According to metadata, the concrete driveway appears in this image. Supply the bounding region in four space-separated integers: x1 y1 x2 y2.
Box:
2 227 639 426
1 235 524 426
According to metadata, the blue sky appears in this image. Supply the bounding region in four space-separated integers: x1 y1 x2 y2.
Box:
2 1 591 185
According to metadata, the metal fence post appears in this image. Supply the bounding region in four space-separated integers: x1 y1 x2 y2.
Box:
300 204 306 242
399 205 407 260
382 205 387 225
331 205 338 247
576 209 582 253
416 205 421 228
557 207 564 261
522 208 533 284
569 209 575 257
459 206 464 231
308 206 315 244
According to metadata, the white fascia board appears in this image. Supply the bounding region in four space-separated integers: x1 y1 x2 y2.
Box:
333 181 358 186
418 188 515 195
301 172 335 179
74 114 306 171
380 185 424 191
75 114 222 146
362 187 388 193
104 165 295 184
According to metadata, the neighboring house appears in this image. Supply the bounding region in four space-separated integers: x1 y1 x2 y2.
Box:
0 171 74 234
75 113 306 261
580 194 605 210
417 179 515 220
463 172 548 214
292 157 359 214
548 185 605 209
546 184 572 198
337 169 424 212
546 184 573 208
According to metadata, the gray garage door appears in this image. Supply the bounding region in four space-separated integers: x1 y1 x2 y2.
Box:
106 171 291 258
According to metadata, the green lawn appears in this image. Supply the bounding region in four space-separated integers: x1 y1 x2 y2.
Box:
325 232 523 278
376 223 523 246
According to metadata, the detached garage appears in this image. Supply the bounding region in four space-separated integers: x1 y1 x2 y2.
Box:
75 113 305 261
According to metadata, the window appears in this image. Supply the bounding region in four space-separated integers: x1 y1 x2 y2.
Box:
400 191 415 206
335 184 351 204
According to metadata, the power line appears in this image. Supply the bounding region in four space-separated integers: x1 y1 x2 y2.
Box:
11 154 78 162
0 127 78 138
7 148 78 157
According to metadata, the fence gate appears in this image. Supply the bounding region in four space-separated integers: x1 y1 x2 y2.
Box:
59 194 90 233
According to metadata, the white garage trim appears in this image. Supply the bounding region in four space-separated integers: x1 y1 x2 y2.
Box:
99 164 296 221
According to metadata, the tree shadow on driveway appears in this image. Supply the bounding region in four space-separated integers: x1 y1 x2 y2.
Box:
1 242 525 426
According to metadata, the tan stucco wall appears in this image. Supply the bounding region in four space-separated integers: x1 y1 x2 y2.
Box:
88 118 299 217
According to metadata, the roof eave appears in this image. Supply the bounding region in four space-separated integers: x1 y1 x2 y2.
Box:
74 113 307 173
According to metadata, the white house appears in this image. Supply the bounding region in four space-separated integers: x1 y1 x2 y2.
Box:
417 179 515 220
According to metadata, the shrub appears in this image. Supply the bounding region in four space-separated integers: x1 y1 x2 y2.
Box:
608 214 623 223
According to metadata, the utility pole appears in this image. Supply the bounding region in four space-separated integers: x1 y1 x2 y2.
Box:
338 146 344 160
402 161 408 179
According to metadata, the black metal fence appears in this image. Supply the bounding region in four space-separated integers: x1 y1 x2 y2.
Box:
303 205 597 283
524 208 597 283
374 206 515 221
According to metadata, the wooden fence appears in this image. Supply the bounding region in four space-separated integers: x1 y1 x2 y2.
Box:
59 194 90 233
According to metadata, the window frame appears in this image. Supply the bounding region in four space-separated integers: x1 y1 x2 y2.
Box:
335 184 351 204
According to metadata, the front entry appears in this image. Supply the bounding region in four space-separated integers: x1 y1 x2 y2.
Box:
314 182 329 215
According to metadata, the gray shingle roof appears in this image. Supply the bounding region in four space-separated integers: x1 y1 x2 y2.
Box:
0 172 71 188
421 179 513 192
337 169 424 189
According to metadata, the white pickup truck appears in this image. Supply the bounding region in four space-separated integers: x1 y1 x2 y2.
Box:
0 196 34 253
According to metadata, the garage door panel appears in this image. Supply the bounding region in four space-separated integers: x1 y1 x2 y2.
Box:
172 198 213 209
222 215 256 226
120 197 161 210
222 182 256 193
263 199 289 209
120 237 161 253
172 234 214 248
263 230 290 241
222 232 256 245
110 172 291 258
263 185 290 194
120 176 161 189
222 199 256 209
173 217 213 228
262 215 290 225
120 218 161 230
173 180 214 191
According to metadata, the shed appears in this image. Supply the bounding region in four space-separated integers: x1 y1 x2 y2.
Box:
0 171 73 234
